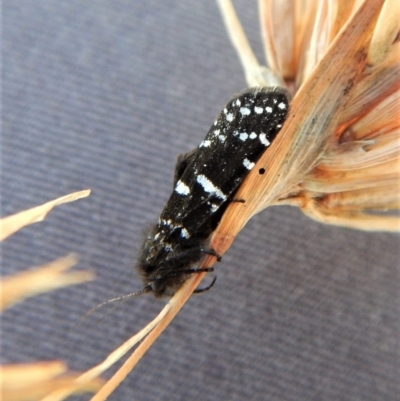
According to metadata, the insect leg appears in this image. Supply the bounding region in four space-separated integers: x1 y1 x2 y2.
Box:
199 248 222 261
193 276 217 293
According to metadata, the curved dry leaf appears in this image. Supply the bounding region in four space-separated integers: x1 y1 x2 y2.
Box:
0 190 91 241
0 254 94 311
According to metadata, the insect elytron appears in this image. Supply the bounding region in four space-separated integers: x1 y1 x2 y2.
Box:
136 86 290 297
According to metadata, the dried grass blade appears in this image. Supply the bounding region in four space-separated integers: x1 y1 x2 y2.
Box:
1 361 66 390
300 0 334 82
369 0 400 65
341 45 400 124
0 190 91 241
315 186 400 211
319 131 400 170
301 201 400 231
42 300 172 401
331 0 357 41
303 158 399 193
0 254 94 311
259 0 295 80
216 0 267 86
348 90 400 140
1 362 103 401
89 268 209 401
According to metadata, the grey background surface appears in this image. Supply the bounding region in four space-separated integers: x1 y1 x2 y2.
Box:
2 1 399 400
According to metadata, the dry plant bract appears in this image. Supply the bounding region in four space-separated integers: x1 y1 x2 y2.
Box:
0 191 104 401
81 1 399 400
0 190 91 241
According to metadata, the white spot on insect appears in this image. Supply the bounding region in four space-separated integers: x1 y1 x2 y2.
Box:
236 99 241 106
226 113 234 122
160 219 174 229
213 129 220 136
214 120 218 125
175 180 190 196
200 140 211 148
266 106 273 113
223 108 228 114
233 130 239 136
278 102 286 109
276 124 282 128
210 203 218 213
196 174 227 200
273 98 277 104
164 244 173 252
218 135 226 143
181 228 190 238
240 107 251 116
154 233 160 240
243 158 255 170
259 133 270 146
254 106 263 114
249 132 257 139
239 132 248 141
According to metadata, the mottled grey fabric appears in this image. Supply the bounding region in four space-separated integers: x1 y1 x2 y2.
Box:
2 1 399 400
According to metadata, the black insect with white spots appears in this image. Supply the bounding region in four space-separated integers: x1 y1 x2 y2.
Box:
136 86 290 297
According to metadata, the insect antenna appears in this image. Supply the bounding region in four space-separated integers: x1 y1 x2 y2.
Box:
73 285 152 329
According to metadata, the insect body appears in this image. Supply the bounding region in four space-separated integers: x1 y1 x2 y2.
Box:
137 87 290 297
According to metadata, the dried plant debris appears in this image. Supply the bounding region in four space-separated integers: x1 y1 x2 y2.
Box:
1 362 103 401
1 192 100 401
1 254 94 312
0 190 91 241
